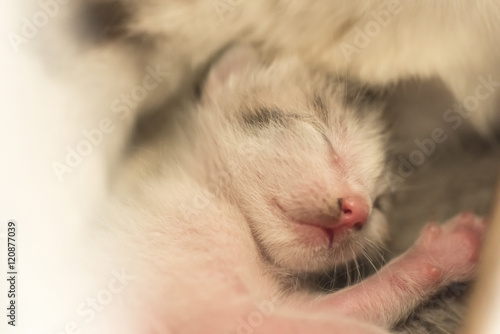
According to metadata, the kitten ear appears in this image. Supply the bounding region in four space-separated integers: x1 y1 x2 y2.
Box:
202 45 259 98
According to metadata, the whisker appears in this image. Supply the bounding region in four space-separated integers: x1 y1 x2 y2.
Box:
351 246 362 283
356 240 384 282
345 261 351 286
359 242 378 273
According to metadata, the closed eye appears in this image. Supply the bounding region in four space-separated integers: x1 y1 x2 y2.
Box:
242 108 301 128
243 108 285 127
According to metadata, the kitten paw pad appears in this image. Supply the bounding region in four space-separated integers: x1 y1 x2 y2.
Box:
414 213 486 282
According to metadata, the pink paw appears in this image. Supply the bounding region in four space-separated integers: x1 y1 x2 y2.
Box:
413 212 486 282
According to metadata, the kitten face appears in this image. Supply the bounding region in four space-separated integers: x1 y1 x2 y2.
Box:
198 47 389 273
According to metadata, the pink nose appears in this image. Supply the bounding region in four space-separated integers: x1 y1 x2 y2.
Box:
339 196 370 230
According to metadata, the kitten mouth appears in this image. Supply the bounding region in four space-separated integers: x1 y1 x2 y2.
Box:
322 227 335 247
273 200 336 247
295 222 335 248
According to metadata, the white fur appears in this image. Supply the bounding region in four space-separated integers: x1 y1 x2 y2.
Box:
96 47 392 333
6 1 499 332
118 0 500 134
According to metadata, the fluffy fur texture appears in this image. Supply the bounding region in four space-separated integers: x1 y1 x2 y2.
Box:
79 0 500 134
9 1 498 333
93 46 487 334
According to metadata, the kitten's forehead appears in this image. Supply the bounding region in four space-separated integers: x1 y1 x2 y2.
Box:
212 64 354 125
203 51 375 127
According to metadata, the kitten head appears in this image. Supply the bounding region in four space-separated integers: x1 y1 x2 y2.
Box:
197 45 390 273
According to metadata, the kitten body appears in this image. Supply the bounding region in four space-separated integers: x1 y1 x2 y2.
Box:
96 47 485 334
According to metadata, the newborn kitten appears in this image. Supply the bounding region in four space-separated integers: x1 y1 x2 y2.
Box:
96 46 486 334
